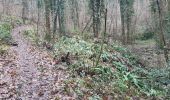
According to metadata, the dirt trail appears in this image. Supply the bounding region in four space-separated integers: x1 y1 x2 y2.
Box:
0 26 73 100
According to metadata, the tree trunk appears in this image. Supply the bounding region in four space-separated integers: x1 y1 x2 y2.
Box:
70 0 79 30
37 5 40 41
44 0 51 41
57 0 65 36
119 0 126 45
22 0 28 24
53 12 58 39
91 0 97 37
156 0 169 64
90 0 104 38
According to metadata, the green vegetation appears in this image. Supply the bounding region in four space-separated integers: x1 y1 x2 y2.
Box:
0 15 23 43
0 22 12 55
53 37 170 99
1 0 170 99
1 15 23 27
24 29 37 42
0 44 9 56
0 23 12 42
141 30 155 40
0 15 23 55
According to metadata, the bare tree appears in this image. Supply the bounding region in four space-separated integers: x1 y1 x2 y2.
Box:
22 0 28 24
44 0 51 41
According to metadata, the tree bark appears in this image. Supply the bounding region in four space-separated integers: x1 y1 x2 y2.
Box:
44 0 51 41
156 0 169 64
22 0 28 24
119 0 126 45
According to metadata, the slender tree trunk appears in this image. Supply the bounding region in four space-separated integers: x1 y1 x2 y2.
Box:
126 0 134 44
90 0 103 38
95 0 100 38
44 0 51 41
51 0 57 40
168 0 170 12
119 0 126 45
156 0 169 64
75 0 80 29
57 0 65 36
91 0 97 37
168 0 170 40
127 14 132 44
70 0 79 30
2 0 5 15
53 12 58 39
35 7 40 44
96 9 107 67
22 0 28 24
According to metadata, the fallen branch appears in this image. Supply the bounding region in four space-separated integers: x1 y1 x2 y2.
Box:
0 59 14 61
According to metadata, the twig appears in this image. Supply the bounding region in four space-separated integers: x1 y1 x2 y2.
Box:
0 59 14 61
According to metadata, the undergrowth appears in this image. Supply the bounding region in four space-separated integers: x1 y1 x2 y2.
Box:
24 29 37 42
23 28 43 46
1 15 22 27
0 15 22 44
0 15 23 55
53 36 170 99
0 23 12 42
0 22 12 55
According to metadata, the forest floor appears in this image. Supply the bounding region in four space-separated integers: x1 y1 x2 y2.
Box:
0 25 169 100
127 40 166 68
0 25 74 100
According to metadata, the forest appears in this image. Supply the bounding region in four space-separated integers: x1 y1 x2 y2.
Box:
0 0 170 99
